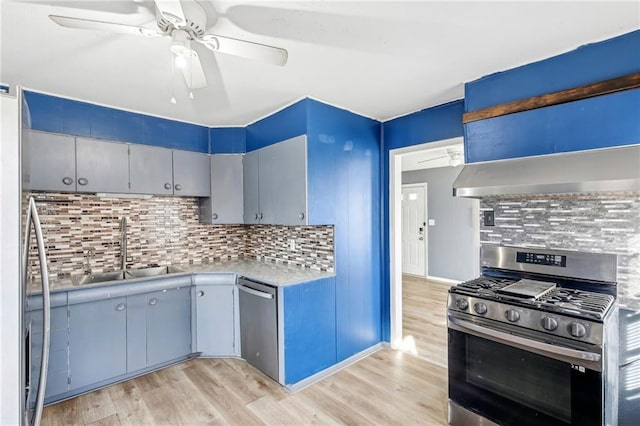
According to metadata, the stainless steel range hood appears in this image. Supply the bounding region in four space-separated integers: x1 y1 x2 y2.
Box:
453 144 640 198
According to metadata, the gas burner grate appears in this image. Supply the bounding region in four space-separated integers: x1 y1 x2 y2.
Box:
538 288 614 319
454 277 516 294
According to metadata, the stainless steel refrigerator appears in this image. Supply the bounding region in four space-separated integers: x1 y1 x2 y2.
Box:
21 89 52 426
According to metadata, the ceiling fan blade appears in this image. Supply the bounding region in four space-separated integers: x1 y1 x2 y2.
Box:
178 49 207 89
49 15 161 37
199 34 287 66
154 0 186 27
191 42 230 108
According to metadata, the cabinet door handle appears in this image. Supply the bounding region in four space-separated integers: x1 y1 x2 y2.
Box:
298 212 305 220
62 177 74 186
259 213 263 220
77 178 88 186
164 183 172 190
174 184 182 191
198 290 205 297
254 213 259 220
115 303 126 311
212 213 218 220
149 298 158 306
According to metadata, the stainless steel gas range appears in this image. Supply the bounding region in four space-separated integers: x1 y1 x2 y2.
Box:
447 245 618 426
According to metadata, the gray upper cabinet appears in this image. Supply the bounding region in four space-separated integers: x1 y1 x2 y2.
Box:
172 150 211 197
272 135 307 225
76 137 130 193
244 135 308 225
129 144 174 195
243 150 260 224
199 154 244 224
68 297 127 391
22 130 76 191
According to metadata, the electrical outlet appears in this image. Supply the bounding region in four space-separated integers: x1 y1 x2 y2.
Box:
483 210 495 226
289 239 296 251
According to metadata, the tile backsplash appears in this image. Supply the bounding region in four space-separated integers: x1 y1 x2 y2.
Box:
24 193 334 280
480 193 640 310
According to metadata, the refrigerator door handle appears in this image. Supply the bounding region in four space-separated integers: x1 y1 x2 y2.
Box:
22 197 50 426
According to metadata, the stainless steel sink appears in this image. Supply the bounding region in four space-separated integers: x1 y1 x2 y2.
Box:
124 266 184 279
78 270 126 285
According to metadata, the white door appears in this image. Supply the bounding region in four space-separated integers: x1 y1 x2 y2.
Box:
402 184 427 276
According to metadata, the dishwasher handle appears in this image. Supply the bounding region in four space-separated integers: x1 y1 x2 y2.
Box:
238 284 274 300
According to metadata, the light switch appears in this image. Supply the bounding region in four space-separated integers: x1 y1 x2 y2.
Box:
428 219 435 226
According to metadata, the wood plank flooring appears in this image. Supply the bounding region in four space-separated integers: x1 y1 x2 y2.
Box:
42 277 450 425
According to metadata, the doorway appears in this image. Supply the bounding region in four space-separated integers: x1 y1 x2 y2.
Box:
389 137 480 350
401 183 427 277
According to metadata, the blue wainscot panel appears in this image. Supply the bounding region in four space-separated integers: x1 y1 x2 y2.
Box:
62 99 91 137
245 100 307 151
113 109 144 144
465 88 640 163
210 127 246 154
283 277 336 384
466 30 640 111
23 91 64 133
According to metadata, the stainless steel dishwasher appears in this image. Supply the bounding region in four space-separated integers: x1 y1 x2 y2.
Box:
238 277 278 381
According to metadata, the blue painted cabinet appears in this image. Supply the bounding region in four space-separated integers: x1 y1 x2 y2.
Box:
68 297 127 391
146 287 192 366
282 277 336 385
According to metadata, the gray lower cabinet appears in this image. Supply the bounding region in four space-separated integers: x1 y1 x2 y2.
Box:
172 150 211 197
199 154 244 224
146 287 192 366
75 137 130 193
243 150 260 224
68 297 127 391
195 284 236 356
128 144 174 195
22 130 76 191
27 305 70 400
126 286 192 369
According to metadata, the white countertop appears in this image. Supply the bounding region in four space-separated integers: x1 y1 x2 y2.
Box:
32 259 335 293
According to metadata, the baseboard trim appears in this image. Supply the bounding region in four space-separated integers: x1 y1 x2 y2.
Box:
284 342 385 394
427 275 461 285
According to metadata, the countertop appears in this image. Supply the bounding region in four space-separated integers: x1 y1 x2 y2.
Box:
28 259 335 294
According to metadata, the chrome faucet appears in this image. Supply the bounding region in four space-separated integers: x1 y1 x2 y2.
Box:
120 216 127 270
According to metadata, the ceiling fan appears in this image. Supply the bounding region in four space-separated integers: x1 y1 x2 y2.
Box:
418 147 464 167
48 0 288 91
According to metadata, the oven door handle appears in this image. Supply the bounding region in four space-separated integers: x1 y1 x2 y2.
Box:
449 317 601 362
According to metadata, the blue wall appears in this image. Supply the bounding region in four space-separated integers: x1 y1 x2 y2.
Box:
380 101 465 341
24 91 210 153
209 127 246 154
224 97 382 377
464 30 640 162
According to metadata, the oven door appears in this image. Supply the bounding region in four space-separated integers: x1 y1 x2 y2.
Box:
448 313 603 426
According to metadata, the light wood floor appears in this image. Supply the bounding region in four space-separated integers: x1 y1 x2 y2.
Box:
42 277 450 425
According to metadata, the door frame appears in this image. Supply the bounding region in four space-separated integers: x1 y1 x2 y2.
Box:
401 183 428 278
389 136 476 349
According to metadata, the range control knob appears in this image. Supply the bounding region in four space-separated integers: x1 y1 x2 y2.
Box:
504 309 520 322
541 317 559 331
473 302 488 315
568 322 587 338
455 298 469 310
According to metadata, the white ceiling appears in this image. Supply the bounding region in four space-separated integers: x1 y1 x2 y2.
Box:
1 1 638 127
